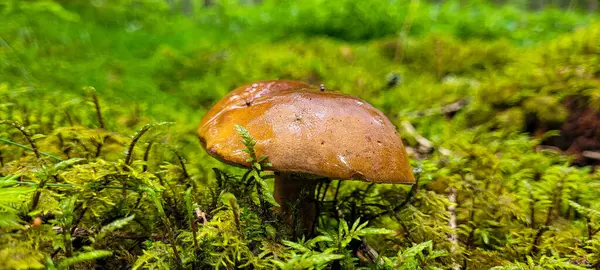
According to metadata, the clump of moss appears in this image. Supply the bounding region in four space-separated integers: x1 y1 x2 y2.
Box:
2 1 600 269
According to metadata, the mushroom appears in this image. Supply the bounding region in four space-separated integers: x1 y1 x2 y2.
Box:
198 80 415 236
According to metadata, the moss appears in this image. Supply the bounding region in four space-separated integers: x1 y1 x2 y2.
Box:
1 1 600 269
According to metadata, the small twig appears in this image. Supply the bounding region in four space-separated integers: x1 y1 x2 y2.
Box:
536 145 562 154
582 151 600 160
88 87 105 129
64 110 74 127
125 122 173 165
405 99 470 118
401 120 453 157
357 237 384 265
94 136 107 158
125 127 150 165
0 121 44 160
168 146 190 180
401 120 433 153
529 226 550 256
142 142 154 172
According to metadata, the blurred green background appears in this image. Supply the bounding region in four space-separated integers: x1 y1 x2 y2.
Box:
2 0 599 145
1 0 597 121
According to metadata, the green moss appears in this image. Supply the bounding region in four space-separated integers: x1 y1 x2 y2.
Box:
1 1 600 269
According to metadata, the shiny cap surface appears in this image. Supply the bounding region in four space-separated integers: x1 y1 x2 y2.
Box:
198 81 415 184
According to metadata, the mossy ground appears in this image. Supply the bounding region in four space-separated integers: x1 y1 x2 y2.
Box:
1 1 600 269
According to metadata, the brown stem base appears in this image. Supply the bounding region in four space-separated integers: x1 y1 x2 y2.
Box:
274 173 319 238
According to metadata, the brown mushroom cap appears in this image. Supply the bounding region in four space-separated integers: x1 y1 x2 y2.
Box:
198 83 415 184
200 80 310 127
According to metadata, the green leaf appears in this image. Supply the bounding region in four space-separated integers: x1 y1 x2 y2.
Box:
140 187 165 218
57 250 112 269
300 253 344 267
0 186 36 203
235 125 256 150
0 138 62 161
96 215 135 241
282 240 310 253
341 219 349 236
52 158 87 173
400 241 433 260
31 134 46 140
306 235 334 248
357 228 395 236
254 176 280 207
57 196 77 227
569 200 600 219
0 175 20 187
479 229 490 245
350 218 361 232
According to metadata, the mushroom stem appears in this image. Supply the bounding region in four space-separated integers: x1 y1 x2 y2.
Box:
274 173 319 238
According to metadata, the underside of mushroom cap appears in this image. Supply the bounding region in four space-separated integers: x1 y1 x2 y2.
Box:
198 87 415 184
